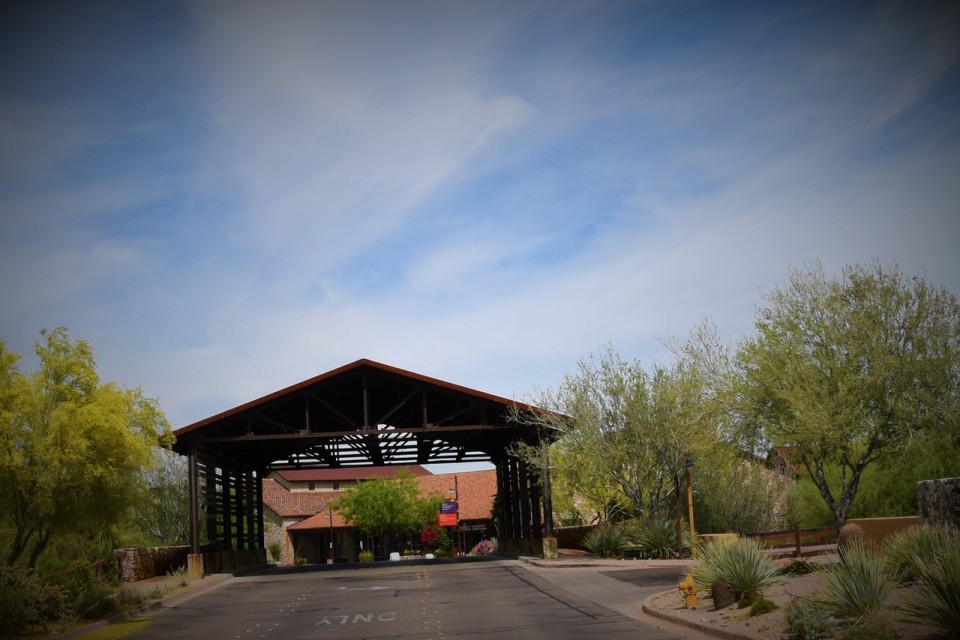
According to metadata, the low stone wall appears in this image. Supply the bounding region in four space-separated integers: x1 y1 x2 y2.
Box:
115 545 190 582
917 477 960 529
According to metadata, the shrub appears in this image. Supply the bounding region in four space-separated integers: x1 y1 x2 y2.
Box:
836 617 902 640
268 542 282 563
420 524 451 552
898 535 960 634
583 525 625 558
883 525 956 583
358 550 374 563
471 539 495 556
748 597 778 616
817 539 894 622
624 518 688 559
0 566 68 636
783 596 835 640
690 538 780 603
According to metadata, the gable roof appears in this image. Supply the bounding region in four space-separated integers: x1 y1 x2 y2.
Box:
173 358 550 469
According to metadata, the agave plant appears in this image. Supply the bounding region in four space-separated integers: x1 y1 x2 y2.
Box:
583 524 625 558
623 518 689 559
883 525 956 583
690 538 780 603
817 539 894 623
899 535 960 634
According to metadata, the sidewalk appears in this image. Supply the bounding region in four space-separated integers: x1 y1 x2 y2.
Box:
518 551 724 640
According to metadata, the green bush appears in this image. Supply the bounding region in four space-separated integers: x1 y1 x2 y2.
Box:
583 524 625 558
836 618 902 640
817 539 894 622
268 542 282 563
0 566 68 636
898 535 960 634
883 525 956 583
748 597 778 616
690 538 780 603
358 550 374 563
623 518 688 559
782 596 835 640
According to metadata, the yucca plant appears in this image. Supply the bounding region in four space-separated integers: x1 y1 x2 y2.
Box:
583 524 625 558
883 525 956 583
817 539 894 623
690 538 780 603
898 536 960 634
623 518 689 559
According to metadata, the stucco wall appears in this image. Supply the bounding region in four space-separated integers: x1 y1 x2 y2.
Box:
846 516 920 544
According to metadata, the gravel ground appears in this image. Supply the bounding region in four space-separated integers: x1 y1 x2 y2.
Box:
645 571 951 640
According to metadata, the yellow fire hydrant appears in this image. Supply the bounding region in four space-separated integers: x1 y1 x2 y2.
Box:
678 573 699 608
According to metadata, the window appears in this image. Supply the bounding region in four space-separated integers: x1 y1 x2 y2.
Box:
332 482 340 491
308 482 315 491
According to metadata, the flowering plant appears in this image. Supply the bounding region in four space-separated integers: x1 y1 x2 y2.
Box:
471 539 495 556
420 524 451 551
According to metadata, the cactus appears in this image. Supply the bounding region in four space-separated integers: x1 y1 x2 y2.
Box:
711 578 734 609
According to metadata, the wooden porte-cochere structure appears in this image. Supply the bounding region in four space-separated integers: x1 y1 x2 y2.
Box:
172 359 556 573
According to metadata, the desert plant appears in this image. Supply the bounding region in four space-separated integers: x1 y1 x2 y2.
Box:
782 558 818 576
883 525 956 583
836 617 902 640
838 522 864 553
624 517 689 559
268 542 282 563
747 597 778 616
817 539 894 623
690 538 780 603
711 579 734 608
471 539 495 556
782 596 835 640
898 536 960 634
583 524 625 558
0 566 68 636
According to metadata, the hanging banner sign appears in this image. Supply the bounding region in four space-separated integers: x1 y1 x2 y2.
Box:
440 500 458 514
438 512 458 526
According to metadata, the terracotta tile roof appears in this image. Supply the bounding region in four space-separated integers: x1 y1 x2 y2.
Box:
263 469 498 530
416 471 497 521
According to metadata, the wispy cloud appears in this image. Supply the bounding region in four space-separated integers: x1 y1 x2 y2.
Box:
1 1 957 428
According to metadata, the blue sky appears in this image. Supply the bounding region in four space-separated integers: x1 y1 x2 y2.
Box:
2 0 958 433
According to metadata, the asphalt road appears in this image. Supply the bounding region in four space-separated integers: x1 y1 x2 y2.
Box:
127 561 685 640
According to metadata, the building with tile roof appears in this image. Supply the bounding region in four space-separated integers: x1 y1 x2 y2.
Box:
263 465 497 564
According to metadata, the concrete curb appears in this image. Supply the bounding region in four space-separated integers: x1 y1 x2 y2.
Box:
641 590 754 640
60 573 234 639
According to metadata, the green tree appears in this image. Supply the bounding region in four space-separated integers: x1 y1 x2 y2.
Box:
131 447 189 545
738 262 960 529
0 328 173 568
513 340 728 521
332 470 441 541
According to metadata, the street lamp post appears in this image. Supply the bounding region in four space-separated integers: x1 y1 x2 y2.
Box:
685 457 696 558
327 504 335 564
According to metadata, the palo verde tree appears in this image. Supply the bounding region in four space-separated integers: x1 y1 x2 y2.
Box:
512 337 729 521
0 328 173 568
737 262 960 529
